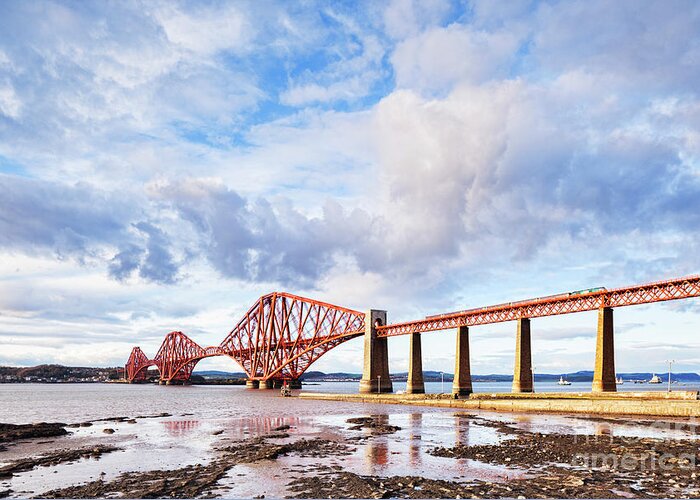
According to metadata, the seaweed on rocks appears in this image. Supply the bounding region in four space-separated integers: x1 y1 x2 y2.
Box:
0 445 120 478
0 423 68 445
346 416 401 435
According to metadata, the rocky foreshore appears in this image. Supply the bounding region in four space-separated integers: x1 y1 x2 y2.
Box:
2 412 700 498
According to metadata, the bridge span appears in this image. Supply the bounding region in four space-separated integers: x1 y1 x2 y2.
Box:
125 274 700 394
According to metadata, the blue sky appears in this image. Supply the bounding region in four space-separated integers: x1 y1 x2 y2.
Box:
1 0 700 376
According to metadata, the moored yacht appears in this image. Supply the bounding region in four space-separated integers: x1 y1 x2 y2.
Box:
558 375 571 386
648 374 662 384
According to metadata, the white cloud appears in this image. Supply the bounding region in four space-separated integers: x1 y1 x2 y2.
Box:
383 0 453 40
391 24 522 93
0 82 21 118
281 76 373 106
154 3 251 55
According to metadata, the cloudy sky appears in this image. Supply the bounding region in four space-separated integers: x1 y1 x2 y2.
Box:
1 0 700 377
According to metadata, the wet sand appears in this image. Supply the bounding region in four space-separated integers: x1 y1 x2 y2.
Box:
2 407 700 498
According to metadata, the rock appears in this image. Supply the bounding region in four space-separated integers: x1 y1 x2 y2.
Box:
103 428 115 434
0 445 120 478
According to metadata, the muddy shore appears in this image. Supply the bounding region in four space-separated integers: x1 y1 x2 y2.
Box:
2 411 700 498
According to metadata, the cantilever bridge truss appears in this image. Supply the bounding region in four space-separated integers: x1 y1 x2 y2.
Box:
125 292 365 383
126 275 700 384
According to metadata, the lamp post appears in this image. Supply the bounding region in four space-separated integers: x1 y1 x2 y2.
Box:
377 375 381 394
667 360 675 393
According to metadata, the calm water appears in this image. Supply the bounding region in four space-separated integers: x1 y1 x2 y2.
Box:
1 380 696 423
1 382 698 498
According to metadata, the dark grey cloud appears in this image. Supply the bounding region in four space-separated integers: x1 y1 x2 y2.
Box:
0 174 129 255
155 179 382 286
0 174 180 284
111 222 180 285
109 244 143 281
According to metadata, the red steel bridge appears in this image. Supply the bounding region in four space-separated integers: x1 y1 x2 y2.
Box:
125 292 366 385
125 275 700 388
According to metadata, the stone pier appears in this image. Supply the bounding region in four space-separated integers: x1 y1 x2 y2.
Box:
245 379 259 389
512 318 533 393
406 333 425 394
258 380 273 390
359 310 393 394
592 307 616 392
452 325 473 396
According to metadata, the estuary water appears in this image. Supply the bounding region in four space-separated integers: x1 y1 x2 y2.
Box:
1 382 698 498
1 380 697 424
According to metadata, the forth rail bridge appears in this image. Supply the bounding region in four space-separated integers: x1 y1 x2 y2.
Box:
125 274 700 394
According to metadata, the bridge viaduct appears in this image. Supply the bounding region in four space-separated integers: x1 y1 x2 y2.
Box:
125 275 700 394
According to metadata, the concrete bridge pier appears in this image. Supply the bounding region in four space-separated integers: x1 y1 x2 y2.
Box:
288 379 302 389
592 307 617 392
452 326 473 396
512 318 533 393
258 380 273 390
406 333 425 394
245 379 259 389
359 310 393 394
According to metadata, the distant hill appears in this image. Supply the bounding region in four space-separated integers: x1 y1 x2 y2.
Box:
3 365 698 384
193 370 247 378
0 364 120 382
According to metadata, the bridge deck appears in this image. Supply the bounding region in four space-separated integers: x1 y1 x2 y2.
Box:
377 275 700 336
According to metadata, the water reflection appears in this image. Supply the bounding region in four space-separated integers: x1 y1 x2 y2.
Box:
408 413 422 467
163 419 200 436
365 414 390 473
455 413 469 446
230 416 302 438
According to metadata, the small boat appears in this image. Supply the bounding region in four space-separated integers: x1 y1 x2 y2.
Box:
648 374 662 384
616 376 624 385
558 376 571 386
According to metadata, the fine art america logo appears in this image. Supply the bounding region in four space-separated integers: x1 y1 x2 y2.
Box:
572 419 698 471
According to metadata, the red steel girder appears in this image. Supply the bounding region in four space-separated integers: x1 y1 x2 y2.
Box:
218 292 365 380
153 331 225 382
125 346 154 381
377 275 700 337
124 293 365 383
